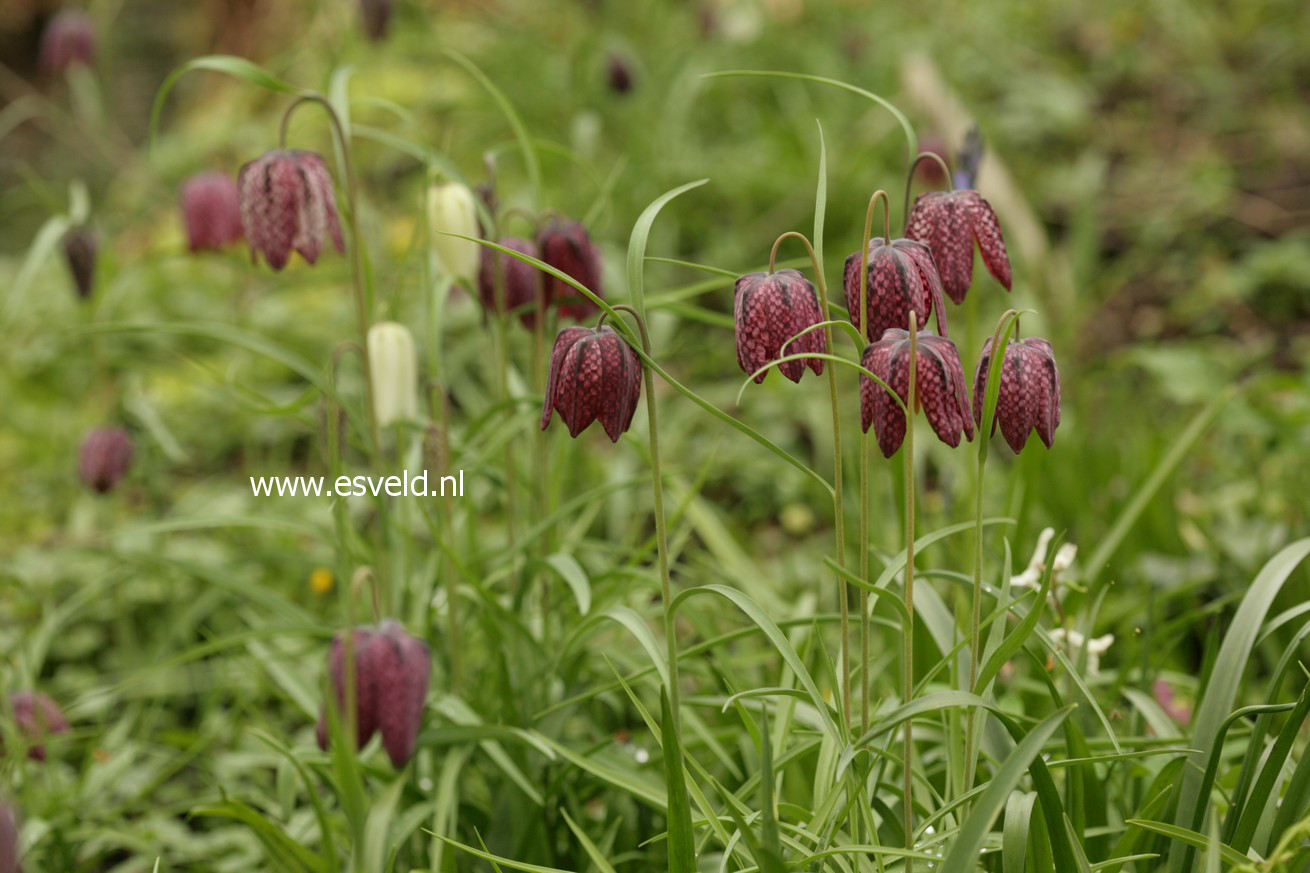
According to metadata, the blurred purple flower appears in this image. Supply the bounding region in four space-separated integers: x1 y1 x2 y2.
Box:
7 692 69 761
360 0 393 41
62 225 97 300
237 150 344 271
180 172 243 253
478 237 544 327
537 218 603 320
607 54 634 94
79 426 133 493
40 11 94 72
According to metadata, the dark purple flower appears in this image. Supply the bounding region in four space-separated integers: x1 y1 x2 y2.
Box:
237 150 344 271
734 269 827 383
607 54 634 94
861 329 973 458
79 426 133 493
40 11 94 72
316 621 430 767
478 237 544 327
371 620 431 768
0 799 17 873
537 218 603 320
180 172 243 252
541 325 642 442
360 0 393 41
7 692 70 761
905 189 1011 304
843 237 948 342
62 225 97 300
972 336 1060 453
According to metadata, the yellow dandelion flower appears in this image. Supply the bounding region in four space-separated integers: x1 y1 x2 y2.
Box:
310 567 334 595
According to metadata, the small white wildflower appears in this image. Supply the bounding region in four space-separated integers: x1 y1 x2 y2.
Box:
1050 628 1114 674
1011 528 1054 589
1052 542 1077 580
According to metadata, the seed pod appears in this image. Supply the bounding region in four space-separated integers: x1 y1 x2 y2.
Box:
316 628 379 752
843 237 947 342
861 329 973 458
478 236 544 326
7 691 70 761
905 188 1011 304
972 336 1060 452
0 799 17 873
367 321 419 427
78 426 133 493
180 171 243 252
537 218 603 320
371 620 431 768
734 269 827 383
541 325 642 442
62 225 97 300
237 150 345 271
40 10 95 72
360 0 393 41
427 183 481 284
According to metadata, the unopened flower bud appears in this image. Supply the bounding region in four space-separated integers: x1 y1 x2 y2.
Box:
40 11 95 72
607 54 634 94
62 225 97 300
79 426 133 493
360 0 393 41
367 322 419 427
427 183 480 283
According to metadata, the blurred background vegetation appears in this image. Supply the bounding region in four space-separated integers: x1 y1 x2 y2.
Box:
2 0 1309 869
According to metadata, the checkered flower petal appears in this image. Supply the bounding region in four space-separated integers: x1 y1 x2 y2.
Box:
180 172 243 252
541 325 642 442
316 628 379 752
906 189 1011 304
734 269 828 384
861 328 973 457
843 238 947 342
371 621 431 768
238 150 343 271
972 336 1061 452
537 218 603 320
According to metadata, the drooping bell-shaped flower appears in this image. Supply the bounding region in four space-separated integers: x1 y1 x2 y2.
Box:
541 325 641 442
0 799 17 873
62 225 97 300
316 622 430 767
79 426 133 493
905 189 1011 304
843 238 948 342
607 54 634 94
537 218 603 320
180 171 243 253
40 10 95 72
478 237 544 326
972 336 1060 453
367 322 419 427
427 182 480 284
238 150 344 271
370 620 432 768
861 328 973 458
734 269 827 383
360 0 393 41
6 692 70 761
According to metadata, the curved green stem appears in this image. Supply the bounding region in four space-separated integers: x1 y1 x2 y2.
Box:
904 310 919 869
767 230 852 733
901 151 953 232
279 94 377 455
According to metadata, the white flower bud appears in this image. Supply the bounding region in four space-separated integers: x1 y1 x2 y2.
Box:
1011 527 1054 590
1052 542 1078 578
1050 628 1114 675
426 183 480 283
367 321 419 427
